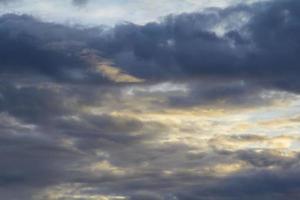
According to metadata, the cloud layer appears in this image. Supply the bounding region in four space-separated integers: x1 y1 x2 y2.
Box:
1 0 300 200
0 0 269 25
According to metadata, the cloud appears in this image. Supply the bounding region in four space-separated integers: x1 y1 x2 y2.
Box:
0 113 83 200
1 1 300 200
0 14 144 84
0 0 17 3
86 0 300 93
72 0 89 6
1 0 300 93
0 77 300 199
0 0 269 26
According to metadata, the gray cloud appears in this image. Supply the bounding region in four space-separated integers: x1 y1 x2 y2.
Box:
72 0 89 6
0 0 17 3
0 0 300 93
88 0 300 93
1 1 300 200
0 14 106 83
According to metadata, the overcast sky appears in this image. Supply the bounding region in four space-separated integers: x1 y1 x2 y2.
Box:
0 0 270 25
1 0 300 200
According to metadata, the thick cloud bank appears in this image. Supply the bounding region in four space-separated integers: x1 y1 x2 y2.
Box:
1 1 300 200
0 1 300 91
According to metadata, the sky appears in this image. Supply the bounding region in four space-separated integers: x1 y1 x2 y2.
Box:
1 0 300 200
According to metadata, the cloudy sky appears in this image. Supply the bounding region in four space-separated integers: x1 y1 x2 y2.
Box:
1 0 300 199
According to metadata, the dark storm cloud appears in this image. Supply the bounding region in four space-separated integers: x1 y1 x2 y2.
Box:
0 116 83 200
1 0 300 200
0 83 70 123
53 113 154 145
87 0 300 92
171 147 300 200
1 0 300 92
0 82 166 199
146 150 300 200
0 88 299 200
0 14 106 83
81 149 300 200
176 166 300 200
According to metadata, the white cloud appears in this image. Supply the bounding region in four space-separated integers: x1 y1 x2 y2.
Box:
0 0 270 26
